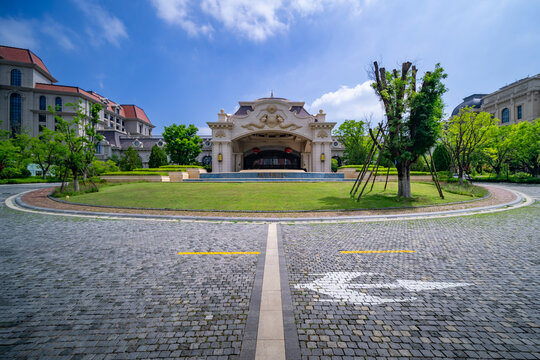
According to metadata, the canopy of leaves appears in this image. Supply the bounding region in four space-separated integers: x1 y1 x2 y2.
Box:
148 144 168 168
509 118 540 176
163 124 202 165
441 107 497 180
432 144 451 171
119 146 143 171
332 120 369 165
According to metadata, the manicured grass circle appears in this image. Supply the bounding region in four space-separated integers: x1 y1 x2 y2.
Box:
65 182 486 211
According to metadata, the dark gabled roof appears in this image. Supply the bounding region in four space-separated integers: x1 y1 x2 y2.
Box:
451 94 487 116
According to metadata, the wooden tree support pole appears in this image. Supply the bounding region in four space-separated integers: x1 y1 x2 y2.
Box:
351 131 380 197
423 153 444 199
369 140 386 192
384 168 390 190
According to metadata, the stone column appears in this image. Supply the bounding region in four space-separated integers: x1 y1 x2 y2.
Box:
321 141 331 172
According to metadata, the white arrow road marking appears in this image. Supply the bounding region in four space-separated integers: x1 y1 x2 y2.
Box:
294 272 473 305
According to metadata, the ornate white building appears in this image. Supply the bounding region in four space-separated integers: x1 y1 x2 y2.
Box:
206 97 338 173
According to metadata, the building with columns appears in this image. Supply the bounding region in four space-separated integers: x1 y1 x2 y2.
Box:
452 74 540 125
206 97 337 173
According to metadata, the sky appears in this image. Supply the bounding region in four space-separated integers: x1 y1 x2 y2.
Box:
2 0 539 136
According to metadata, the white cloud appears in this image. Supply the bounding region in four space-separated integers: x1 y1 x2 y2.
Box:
0 17 38 49
197 126 212 135
74 0 128 46
307 81 385 125
41 18 76 50
151 0 369 41
151 0 213 36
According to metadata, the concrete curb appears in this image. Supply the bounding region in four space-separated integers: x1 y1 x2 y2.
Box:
5 185 534 224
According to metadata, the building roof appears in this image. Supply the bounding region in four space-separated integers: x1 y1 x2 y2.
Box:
0 45 56 82
35 83 103 102
122 105 152 125
451 94 487 117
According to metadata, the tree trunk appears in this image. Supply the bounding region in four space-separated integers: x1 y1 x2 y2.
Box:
72 170 80 192
396 162 411 198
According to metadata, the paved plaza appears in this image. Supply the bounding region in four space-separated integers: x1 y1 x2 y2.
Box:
1 184 539 359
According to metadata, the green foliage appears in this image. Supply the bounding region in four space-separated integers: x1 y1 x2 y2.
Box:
331 158 339 172
440 182 488 198
441 107 498 183
509 119 540 176
92 159 119 175
371 61 447 197
148 144 168 168
28 128 67 179
162 124 202 165
472 175 540 184
432 144 451 171
119 146 142 171
158 164 203 169
332 120 369 165
0 129 32 179
52 101 103 191
109 153 120 166
102 171 167 176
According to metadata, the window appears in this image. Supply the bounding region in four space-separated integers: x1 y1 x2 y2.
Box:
39 114 46 123
202 156 212 165
10 69 21 86
96 143 102 154
333 141 339 147
39 96 46 111
517 105 522 120
10 93 22 136
501 108 509 123
55 97 62 112
134 140 140 147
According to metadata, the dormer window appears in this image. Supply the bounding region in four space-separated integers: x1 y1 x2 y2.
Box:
157 140 164 147
11 69 21 86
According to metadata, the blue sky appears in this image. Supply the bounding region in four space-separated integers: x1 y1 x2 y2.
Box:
2 0 539 135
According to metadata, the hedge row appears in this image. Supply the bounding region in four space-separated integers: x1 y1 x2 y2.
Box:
159 165 203 169
102 171 168 176
472 176 540 184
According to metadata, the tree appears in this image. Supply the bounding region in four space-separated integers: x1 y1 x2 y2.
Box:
91 159 119 175
119 146 142 171
432 143 451 171
441 107 497 184
53 101 103 191
148 144 168 168
28 129 66 179
484 124 514 177
162 124 202 165
509 119 540 176
371 61 447 197
333 119 369 165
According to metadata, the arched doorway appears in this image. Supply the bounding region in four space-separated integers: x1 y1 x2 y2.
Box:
244 148 301 170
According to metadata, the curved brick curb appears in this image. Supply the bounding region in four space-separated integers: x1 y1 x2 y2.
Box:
6 184 533 223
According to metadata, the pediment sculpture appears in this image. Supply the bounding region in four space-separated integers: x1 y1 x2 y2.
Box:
242 113 302 131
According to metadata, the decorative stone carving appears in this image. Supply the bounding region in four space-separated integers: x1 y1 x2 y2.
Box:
266 104 277 114
242 113 302 131
317 130 328 138
214 130 226 137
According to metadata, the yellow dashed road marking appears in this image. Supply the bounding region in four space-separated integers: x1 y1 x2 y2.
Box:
177 251 260 255
340 250 415 254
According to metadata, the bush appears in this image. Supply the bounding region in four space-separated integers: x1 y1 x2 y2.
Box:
159 164 203 169
51 182 100 198
0 167 27 179
331 158 339 172
102 171 168 176
432 144 451 171
472 176 540 184
119 146 142 171
92 160 120 175
513 172 531 179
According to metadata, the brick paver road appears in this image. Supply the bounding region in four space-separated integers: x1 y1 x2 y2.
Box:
1 183 539 359
282 184 540 359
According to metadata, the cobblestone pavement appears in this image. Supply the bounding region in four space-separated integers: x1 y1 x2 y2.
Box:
0 185 266 359
282 186 540 359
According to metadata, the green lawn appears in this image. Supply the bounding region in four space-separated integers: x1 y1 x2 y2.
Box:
64 181 486 211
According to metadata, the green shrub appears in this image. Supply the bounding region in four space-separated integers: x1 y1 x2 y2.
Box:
158 164 203 169
102 171 168 176
513 172 531 179
92 160 120 175
51 183 100 198
441 183 488 197
331 158 339 172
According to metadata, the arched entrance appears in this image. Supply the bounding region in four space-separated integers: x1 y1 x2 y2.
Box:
244 148 301 170
231 131 311 172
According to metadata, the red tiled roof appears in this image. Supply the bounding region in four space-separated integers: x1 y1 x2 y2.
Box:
0 45 55 81
122 105 152 125
35 83 102 102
